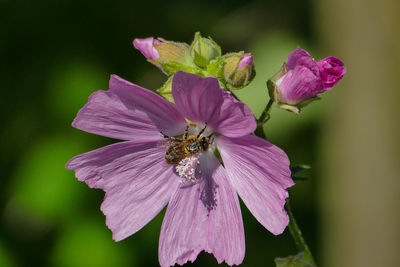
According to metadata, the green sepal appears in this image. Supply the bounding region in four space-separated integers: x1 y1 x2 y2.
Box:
267 78 277 101
226 66 256 90
157 76 174 103
193 50 209 69
278 103 301 114
206 57 224 77
158 61 205 76
277 96 321 114
296 96 321 109
275 252 315 267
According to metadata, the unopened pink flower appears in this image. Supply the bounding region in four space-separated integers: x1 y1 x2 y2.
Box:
66 71 293 266
269 47 346 113
237 53 253 69
133 37 163 60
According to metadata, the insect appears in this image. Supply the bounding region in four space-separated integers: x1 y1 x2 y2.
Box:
161 124 213 164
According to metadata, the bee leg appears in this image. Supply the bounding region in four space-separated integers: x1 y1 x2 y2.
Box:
183 126 189 140
197 122 208 137
160 131 183 142
208 133 214 144
160 131 170 139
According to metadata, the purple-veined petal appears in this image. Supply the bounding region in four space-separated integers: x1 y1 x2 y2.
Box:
172 71 256 137
277 65 325 105
66 140 179 241
72 75 187 141
215 135 294 235
172 71 223 127
159 151 245 267
133 37 163 60
215 91 256 136
286 47 318 74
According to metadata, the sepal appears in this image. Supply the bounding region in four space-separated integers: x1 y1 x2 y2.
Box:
190 32 221 68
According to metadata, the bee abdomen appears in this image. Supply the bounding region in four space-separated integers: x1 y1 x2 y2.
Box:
165 145 185 164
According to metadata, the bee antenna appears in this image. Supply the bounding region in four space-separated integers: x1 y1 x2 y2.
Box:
197 122 208 137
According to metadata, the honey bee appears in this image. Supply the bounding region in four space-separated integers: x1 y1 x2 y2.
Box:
161 124 213 164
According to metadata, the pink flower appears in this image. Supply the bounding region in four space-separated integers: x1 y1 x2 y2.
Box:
66 71 293 266
269 47 346 113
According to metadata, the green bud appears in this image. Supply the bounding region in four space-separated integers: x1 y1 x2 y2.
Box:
221 52 255 90
190 32 221 68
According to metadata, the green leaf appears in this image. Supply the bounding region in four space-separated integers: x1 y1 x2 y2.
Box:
290 165 311 181
290 165 311 175
275 252 314 267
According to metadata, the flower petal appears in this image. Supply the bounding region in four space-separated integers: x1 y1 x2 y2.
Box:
216 91 256 137
72 75 187 141
133 37 163 60
317 56 346 89
66 140 179 241
286 47 318 75
216 135 294 235
159 151 245 267
278 65 325 105
172 71 256 137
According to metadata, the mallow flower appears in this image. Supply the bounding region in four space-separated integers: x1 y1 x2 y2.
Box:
268 47 346 114
66 71 293 266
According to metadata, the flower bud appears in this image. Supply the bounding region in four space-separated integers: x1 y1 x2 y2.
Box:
268 47 346 114
222 53 255 90
317 56 346 89
133 37 192 75
133 37 163 60
190 32 221 68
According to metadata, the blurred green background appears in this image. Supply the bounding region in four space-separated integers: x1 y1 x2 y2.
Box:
1 0 399 267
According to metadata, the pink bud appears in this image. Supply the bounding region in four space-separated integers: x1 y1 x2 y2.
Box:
268 47 346 113
317 56 346 89
237 53 253 69
133 37 163 60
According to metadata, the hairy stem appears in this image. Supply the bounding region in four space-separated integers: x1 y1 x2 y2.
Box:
286 200 315 265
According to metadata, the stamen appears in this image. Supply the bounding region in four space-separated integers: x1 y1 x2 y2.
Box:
175 155 200 183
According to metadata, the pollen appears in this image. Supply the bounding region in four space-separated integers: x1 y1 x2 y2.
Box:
175 156 200 183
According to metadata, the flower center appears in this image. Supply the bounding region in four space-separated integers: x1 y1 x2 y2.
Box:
175 155 200 183
161 123 214 182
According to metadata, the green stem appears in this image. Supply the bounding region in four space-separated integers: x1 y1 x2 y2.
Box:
286 200 315 265
254 98 274 138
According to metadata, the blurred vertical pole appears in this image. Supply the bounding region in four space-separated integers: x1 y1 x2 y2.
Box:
314 0 400 267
